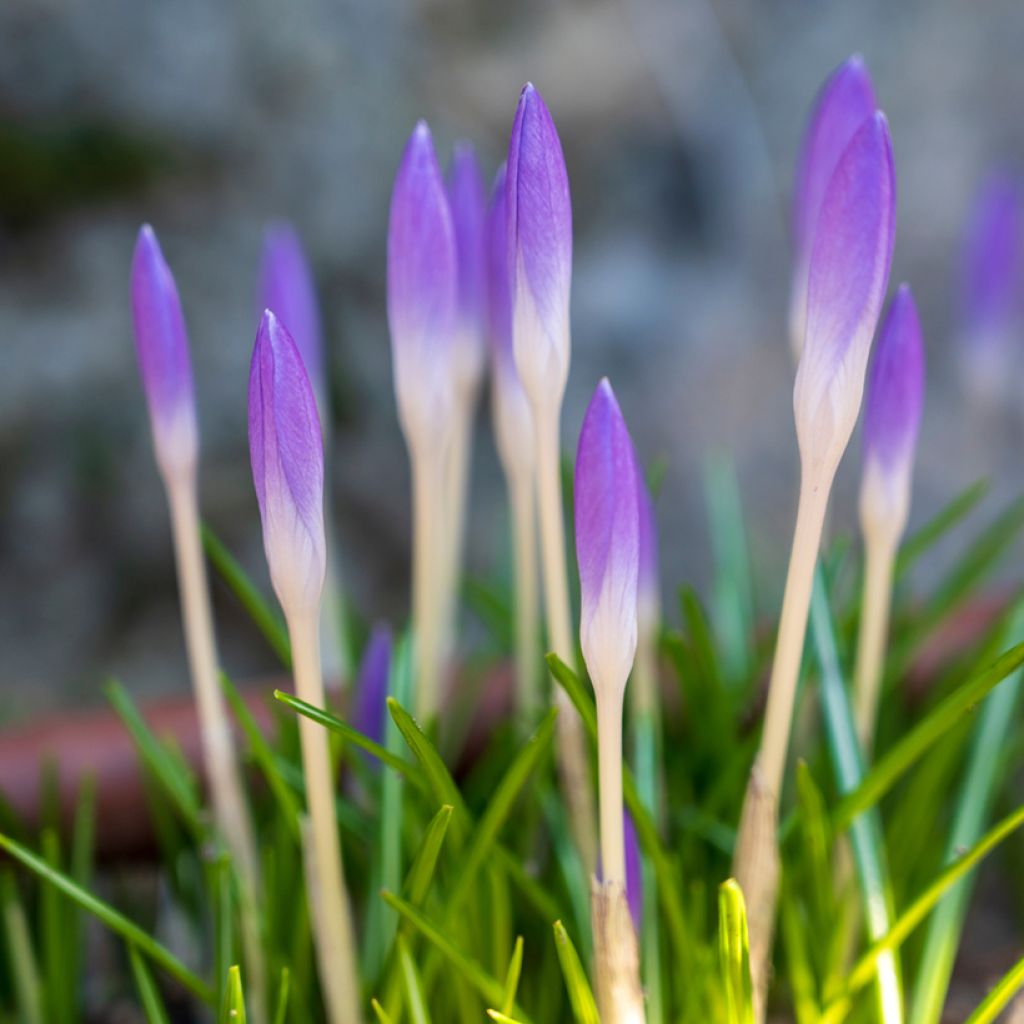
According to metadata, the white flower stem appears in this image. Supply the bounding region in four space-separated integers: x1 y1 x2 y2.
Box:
534 403 598 873
288 611 360 1024
411 446 445 723
166 474 265 1022
596 688 626 888
509 468 540 718
440 397 475 666
853 529 897 753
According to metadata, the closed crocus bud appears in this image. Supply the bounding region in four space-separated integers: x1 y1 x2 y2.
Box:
248 310 326 620
860 285 925 540
488 165 535 477
506 83 572 409
575 379 641 696
959 173 1022 398
387 121 458 451
130 225 198 480
260 222 326 409
790 57 877 357
448 141 489 397
352 623 392 748
793 112 896 485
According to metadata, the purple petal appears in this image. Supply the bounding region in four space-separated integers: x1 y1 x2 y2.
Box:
352 623 392 749
248 310 326 616
624 809 642 934
575 379 640 693
487 164 513 371
447 141 488 336
506 84 572 396
387 121 458 439
130 225 197 472
862 284 925 474
260 222 326 405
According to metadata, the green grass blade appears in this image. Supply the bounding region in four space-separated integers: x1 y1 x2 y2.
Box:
273 968 290 1024
372 998 396 1024
223 964 247 1024
501 936 524 1015
202 524 291 669
833 642 1024 830
386 697 465 814
962 953 1024 1024
398 935 432 1024
487 1012 528 1024
40 828 73 1024
894 480 988 578
719 880 754 1024
552 920 600 1024
0 830 215 1004
129 944 172 1024
780 898 821 1024
405 804 454 908
1 870 44 1024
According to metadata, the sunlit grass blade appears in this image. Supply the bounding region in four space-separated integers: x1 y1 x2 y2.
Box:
962 953 1024 1024
202 523 291 669
719 879 754 1024
372 998 396 1024
894 479 988 579
832 642 1024 830
405 804 454 907
223 964 247 1024
1 870 44 1024
129 944 172 1024
0 830 215 1004
272 968 290 1024
780 898 820 1024
553 920 600 1024
500 936 524 1015
488 1012 528 1024
398 935 432 1024
386 697 464 815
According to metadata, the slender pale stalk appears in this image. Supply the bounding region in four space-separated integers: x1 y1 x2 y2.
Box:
853 530 898 751
440 396 475 665
166 474 265 1021
597 688 626 887
412 447 446 723
509 468 541 717
288 612 360 1024
535 402 598 872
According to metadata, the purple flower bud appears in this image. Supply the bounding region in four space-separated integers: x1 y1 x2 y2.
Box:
506 83 573 406
248 310 326 618
637 476 660 635
793 112 896 483
790 57 877 356
130 225 198 478
624 809 642 934
488 165 535 477
387 121 458 449
260 222 326 408
575 379 640 695
447 141 489 395
860 285 925 537
352 623 392 748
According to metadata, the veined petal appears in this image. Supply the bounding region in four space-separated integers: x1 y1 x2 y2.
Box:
575 379 640 697
794 112 896 483
130 225 197 477
506 83 572 407
248 310 326 619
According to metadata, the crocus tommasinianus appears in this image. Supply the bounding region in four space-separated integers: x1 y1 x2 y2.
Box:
793 111 896 486
506 83 572 410
575 378 640 699
248 310 326 620
387 121 458 452
448 141 489 398
859 284 925 539
353 623 392 748
790 56 877 358
959 172 1022 398
260 222 326 410
488 164 535 477
131 225 198 479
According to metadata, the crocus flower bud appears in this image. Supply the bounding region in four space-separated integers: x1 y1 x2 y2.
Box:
448 141 488 398
130 225 198 480
959 172 1022 400
793 112 896 485
859 285 925 540
624 809 642 935
637 477 660 640
387 121 458 452
488 165 535 478
248 310 326 620
352 623 392 748
506 83 573 409
260 222 326 410
575 379 641 696
790 57 877 357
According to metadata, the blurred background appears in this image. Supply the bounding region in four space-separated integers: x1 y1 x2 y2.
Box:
2 0 1024 713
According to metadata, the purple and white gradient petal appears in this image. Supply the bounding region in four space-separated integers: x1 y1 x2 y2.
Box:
624 809 642 934
130 225 198 477
248 310 327 619
387 121 458 448
352 623 392 749
488 165 534 477
448 141 489 394
575 379 640 696
793 112 896 482
260 222 326 408
506 83 573 406
860 285 925 536
790 57 877 355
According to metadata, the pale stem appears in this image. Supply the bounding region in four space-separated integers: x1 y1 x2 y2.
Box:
533 402 598 873
509 467 540 718
852 530 897 753
596 687 626 888
288 611 360 1024
411 446 445 723
166 475 265 1022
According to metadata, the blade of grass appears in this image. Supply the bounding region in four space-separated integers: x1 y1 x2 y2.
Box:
780 899 821 1024
552 920 600 1024
41 828 74 1024
1 870 44 1024
501 936 524 1015
719 880 754 1024
372 998 397 1024
129 944 172 1024
273 968 290 1024
962 953 1024 1024
0 830 214 1004
488 1012 528 1024
223 964 247 1024
397 936 432 1024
